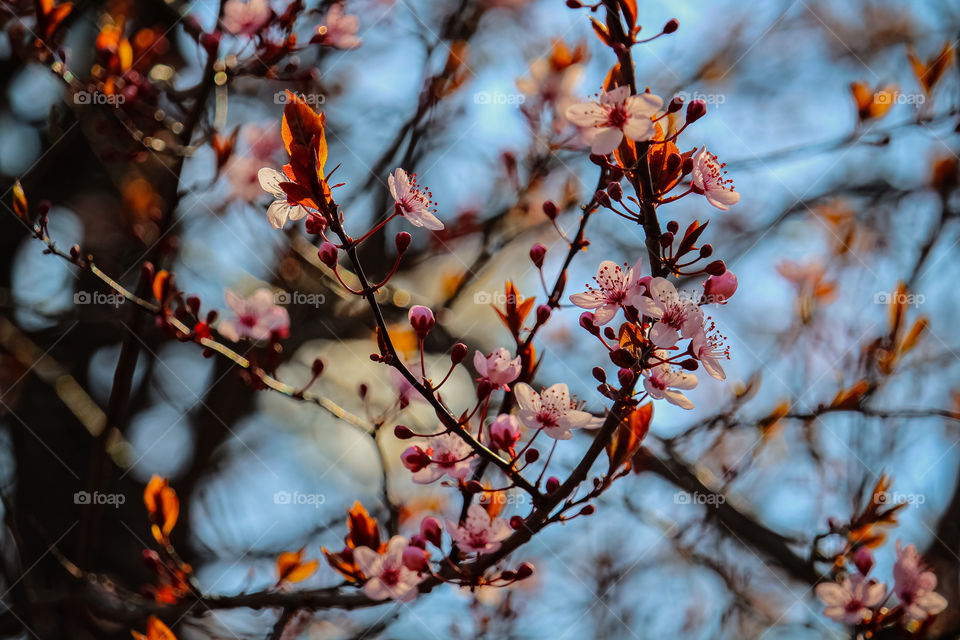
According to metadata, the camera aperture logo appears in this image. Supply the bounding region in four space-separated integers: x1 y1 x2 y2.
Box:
274 490 326 508
74 490 125 507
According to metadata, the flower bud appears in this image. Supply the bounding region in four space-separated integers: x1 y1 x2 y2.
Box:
420 516 443 547
476 378 493 399
402 545 430 572
680 358 699 371
408 305 435 338
610 348 636 368
704 260 727 276
524 448 540 463
395 231 412 253
401 445 431 472
500 570 516 581
317 241 338 269
489 414 521 452
200 31 221 54
853 547 874 575
536 304 551 325
592 367 606 382
579 312 599 336
606 165 624 182
663 18 679 33
603 326 616 340
186 295 201 316
509 515 525 530
686 99 707 124
606 181 623 201
529 243 547 268
566 0 582 6
394 425 414 439
311 358 325 376
305 215 327 235
515 562 534 580
588 153 606 166
668 95 684 113
450 342 467 364
617 368 635 387
359 383 368 398
595 189 612 209
409 534 426 548
704 270 737 302
681 157 694 175
666 220 679 234
546 476 560 493
666 152 682 175
542 200 558 220
464 480 484 494
579 504 595 516
699 243 713 258
659 232 674 247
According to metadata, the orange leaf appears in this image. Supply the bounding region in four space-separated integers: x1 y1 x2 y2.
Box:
131 616 176 640
276 548 319 584
607 402 652 473
908 42 954 95
346 501 380 550
281 91 327 173
144 475 178 544
12 181 28 221
589 17 612 48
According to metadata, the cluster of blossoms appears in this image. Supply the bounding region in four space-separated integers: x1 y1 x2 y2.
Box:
816 542 947 630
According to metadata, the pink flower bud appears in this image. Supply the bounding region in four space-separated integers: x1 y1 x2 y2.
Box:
529 243 547 268
402 545 430 572
395 231 412 253
489 414 521 452
853 547 874 575
617 368 635 387
592 367 606 382
420 517 443 547
524 448 539 463
451 342 467 364
686 99 707 123
668 96 684 113
408 305 435 338
536 304 551 325
579 312 599 336
509 515 525 530
704 259 727 276
401 445 431 472
542 200 558 220
546 476 560 493
704 270 737 303
317 242 338 269
420 516 443 547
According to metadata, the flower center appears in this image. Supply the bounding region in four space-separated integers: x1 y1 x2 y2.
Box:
380 567 401 586
606 105 629 129
536 410 558 428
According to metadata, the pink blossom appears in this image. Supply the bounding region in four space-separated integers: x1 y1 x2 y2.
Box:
244 122 282 161
704 270 738 303
488 414 521 453
815 574 886 625
258 167 308 229
632 277 704 348
893 541 948 621
407 433 474 484
474 348 521 389
445 505 512 554
514 382 598 440
221 0 270 36
389 169 443 230
643 356 697 409
354 536 423 602
218 288 289 342
690 327 729 381
319 3 362 50
569 260 644 325
566 87 662 155
408 305 435 338
691 147 740 210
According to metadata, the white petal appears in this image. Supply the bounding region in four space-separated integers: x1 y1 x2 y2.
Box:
625 92 663 116
663 389 694 409
267 201 292 229
589 127 624 156
257 167 287 197
566 102 607 127
513 383 539 412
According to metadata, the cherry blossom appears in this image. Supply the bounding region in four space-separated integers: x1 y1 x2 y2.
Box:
221 0 270 36
703 270 738 303
893 540 948 621
474 348 522 389
405 433 474 484
258 167 309 229
319 3 362 50
354 536 423 602
566 86 663 155
632 277 704 348
815 574 886 625
691 147 740 211
690 326 729 381
643 357 697 409
388 169 443 230
218 288 290 342
445 505 512 555
569 260 644 325
514 382 598 440
488 413 521 453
